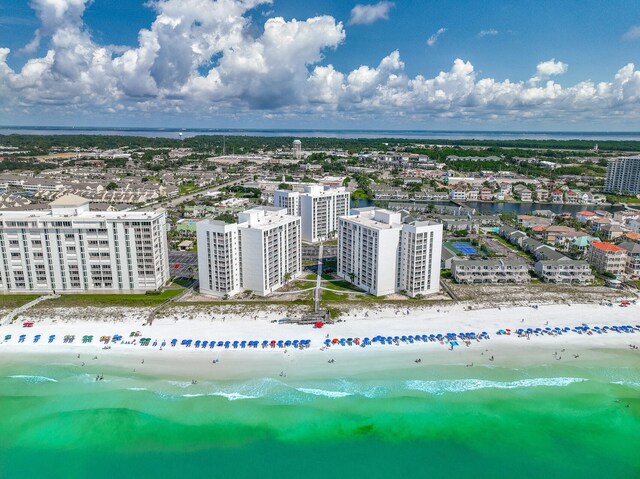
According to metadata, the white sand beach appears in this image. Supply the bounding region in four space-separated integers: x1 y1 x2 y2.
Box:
1 302 639 380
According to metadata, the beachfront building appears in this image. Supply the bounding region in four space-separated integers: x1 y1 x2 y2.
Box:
197 207 301 297
604 156 640 196
586 241 627 275
273 185 350 243
451 259 530 284
534 260 594 284
196 220 242 297
619 241 640 278
337 208 442 297
0 194 169 293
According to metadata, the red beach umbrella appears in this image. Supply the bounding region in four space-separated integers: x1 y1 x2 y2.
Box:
314 322 324 328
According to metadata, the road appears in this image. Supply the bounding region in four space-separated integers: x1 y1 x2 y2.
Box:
136 175 251 211
162 175 250 208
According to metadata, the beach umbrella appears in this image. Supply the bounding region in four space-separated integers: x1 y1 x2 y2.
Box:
4 335 11 340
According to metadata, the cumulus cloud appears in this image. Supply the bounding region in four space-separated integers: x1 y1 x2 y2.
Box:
348 1 395 25
529 59 568 84
623 25 640 41
2 1 640 126
478 29 498 37
427 27 447 47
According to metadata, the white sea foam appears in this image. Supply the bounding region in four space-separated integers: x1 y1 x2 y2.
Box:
8 374 58 383
208 392 257 401
126 387 148 391
612 380 640 389
297 387 352 398
405 377 586 395
167 381 194 389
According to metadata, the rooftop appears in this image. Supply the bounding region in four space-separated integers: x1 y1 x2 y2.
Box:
49 194 90 207
590 241 625 253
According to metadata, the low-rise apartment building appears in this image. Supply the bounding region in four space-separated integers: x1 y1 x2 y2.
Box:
534 260 594 284
451 259 530 284
586 241 627 275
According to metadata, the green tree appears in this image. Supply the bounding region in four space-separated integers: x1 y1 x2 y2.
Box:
106 181 119 190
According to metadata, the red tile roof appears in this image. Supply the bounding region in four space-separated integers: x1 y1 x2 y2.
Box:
590 241 625 253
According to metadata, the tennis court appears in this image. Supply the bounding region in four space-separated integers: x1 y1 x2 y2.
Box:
451 243 478 255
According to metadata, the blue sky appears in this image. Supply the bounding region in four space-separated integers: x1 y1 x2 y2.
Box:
1 0 640 129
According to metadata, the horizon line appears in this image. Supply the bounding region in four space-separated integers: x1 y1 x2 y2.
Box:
1 126 640 135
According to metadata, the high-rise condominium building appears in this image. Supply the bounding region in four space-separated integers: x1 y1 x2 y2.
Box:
273 185 350 242
604 156 640 195
197 206 301 297
0 194 169 293
337 208 443 297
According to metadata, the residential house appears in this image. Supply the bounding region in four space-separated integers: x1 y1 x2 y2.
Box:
449 188 467 201
551 189 564 203
590 217 612 233
586 241 627 275
619 241 640 278
534 188 550 202
479 187 493 201
576 211 598 223
600 224 625 241
517 215 553 229
565 191 579 204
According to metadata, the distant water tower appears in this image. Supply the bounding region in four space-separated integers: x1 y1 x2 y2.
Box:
293 139 302 160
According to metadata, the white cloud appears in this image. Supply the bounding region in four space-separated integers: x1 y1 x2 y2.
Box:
478 29 498 37
623 25 640 41
2 1 640 126
348 1 395 26
427 27 447 47
529 59 568 84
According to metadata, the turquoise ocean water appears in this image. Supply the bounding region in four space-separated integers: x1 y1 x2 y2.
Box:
1 361 639 479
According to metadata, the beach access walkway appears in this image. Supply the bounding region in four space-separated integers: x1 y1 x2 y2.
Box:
146 280 197 326
314 242 324 312
2 294 60 325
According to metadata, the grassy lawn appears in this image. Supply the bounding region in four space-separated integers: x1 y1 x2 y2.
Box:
37 288 184 308
179 182 199 194
0 294 42 310
606 194 640 204
172 278 195 288
322 290 349 301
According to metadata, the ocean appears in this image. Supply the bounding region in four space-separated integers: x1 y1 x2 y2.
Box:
1 127 640 141
1 361 639 479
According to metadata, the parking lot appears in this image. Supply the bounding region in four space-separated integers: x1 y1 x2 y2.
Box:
169 251 198 278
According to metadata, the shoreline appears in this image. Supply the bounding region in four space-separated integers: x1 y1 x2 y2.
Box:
1 302 639 381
